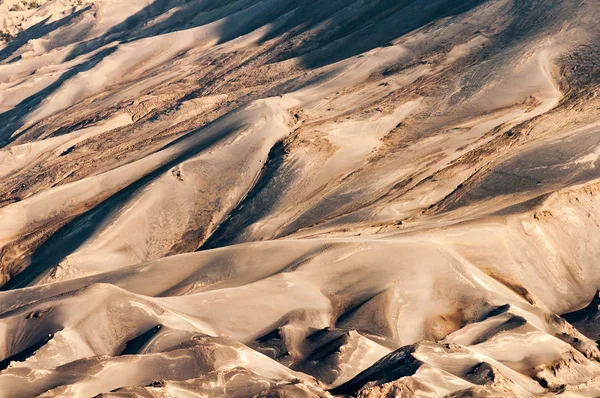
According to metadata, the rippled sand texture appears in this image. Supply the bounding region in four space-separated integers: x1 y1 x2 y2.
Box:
1 0 600 397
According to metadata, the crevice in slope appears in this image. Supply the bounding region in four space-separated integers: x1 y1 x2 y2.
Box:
119 325 163 356
199 140 288 250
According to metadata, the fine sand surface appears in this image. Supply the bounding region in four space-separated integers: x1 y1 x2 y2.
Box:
1 0 600 397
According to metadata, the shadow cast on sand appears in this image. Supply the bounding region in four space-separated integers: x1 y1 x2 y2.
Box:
0 114 241 291
65 0 491 67
0 46 118 146
0 0 490 148
0 6 92 63
0 0 496 289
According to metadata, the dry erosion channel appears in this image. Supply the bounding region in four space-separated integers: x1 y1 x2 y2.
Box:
0 0 599 397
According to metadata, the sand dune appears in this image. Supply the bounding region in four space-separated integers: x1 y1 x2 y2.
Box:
0 0 600 396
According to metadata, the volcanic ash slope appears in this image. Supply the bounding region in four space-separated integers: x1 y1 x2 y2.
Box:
1 0 600 397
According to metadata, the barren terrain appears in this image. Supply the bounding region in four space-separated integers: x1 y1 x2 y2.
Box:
1 0 600 397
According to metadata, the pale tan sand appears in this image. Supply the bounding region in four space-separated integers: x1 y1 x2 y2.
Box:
0 0 600 397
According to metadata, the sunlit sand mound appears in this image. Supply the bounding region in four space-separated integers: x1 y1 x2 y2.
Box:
0 0 600 396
